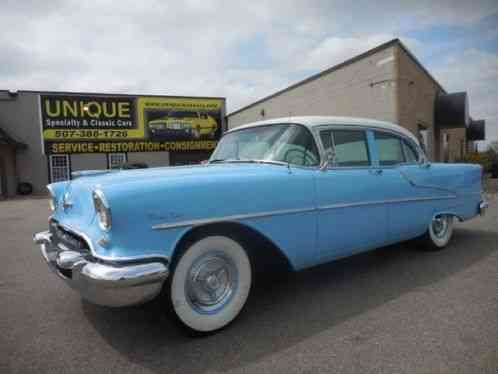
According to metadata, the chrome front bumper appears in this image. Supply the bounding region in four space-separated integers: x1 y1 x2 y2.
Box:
33 231 169 307
479 200 488 217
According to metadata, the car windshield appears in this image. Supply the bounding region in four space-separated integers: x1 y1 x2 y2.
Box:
210 124 320 167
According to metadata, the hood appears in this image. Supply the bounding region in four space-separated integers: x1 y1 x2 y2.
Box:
64 163 289 191
50 162 288 230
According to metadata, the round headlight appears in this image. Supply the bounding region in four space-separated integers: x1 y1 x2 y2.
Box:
92 189 112 231
47 186 57 212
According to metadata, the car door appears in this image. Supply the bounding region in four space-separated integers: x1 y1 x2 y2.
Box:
371 130 435 243
315 127 388 261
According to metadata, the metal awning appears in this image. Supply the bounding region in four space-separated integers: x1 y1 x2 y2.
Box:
467 119 485 141
0 126 27 149
435 92 469 129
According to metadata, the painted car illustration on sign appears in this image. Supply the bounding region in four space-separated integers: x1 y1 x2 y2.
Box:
34 116 487 334
147 110 218 140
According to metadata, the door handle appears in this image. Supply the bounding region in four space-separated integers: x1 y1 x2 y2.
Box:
369 169 383 175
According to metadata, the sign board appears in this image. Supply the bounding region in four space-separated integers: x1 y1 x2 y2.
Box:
40 94 225 154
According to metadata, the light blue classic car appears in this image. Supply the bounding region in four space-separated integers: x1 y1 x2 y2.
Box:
34 116 488 333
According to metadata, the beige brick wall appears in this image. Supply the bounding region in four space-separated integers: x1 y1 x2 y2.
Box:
396 45 441 161
228 43 467 162
396 46 467 162
441 128 467 161
228 47 398 129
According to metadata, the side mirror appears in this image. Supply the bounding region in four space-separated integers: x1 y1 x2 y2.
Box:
419 154 431 168
320 149 335 171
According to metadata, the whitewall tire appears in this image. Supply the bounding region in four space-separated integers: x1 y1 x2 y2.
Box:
425 214 454 250
170 235 252 333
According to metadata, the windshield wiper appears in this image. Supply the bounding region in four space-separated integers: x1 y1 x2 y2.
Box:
229 159 288 166
209 159 291 172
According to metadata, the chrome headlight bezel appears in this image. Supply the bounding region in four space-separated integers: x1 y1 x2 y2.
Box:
92 189 112 231
47 185 57 212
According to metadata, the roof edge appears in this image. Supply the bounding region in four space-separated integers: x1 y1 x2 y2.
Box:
395 40 446 94
0 89 226 101
228 38 447 117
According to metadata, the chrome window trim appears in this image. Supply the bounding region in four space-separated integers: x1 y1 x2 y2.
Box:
152 194 456 231
219 122 425 171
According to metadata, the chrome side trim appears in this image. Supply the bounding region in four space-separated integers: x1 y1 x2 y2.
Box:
152 195 457 231
317 195 456 211
479 200 488 217
152 207 315 230
398 170 458 195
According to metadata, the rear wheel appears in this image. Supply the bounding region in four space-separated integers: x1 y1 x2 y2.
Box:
419 214 454 250
168 235 252 334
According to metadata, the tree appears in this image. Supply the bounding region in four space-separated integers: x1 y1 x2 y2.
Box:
488 141 498 155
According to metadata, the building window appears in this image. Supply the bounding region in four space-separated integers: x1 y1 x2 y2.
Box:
49 154 70 182
108 153 127 169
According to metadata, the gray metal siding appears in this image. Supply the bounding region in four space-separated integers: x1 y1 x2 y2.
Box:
0 92 48 193
71 154 107 171
127 152 170 167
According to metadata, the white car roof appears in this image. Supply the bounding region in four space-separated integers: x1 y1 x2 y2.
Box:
227 116 420 146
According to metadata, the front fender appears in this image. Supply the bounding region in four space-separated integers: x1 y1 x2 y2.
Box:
95 165 317 268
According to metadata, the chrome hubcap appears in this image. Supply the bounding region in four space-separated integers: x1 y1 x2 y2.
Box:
432 215 449 238
186 252 238 314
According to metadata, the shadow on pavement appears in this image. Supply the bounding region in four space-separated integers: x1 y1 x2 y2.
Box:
82 227 498 373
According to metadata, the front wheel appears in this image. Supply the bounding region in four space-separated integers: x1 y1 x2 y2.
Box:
420 214 454 250
169 235 252 334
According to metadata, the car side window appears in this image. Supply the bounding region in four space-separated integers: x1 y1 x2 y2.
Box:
331 130 370 167
374 132 405 166
271 125 320 166
402 140 419 163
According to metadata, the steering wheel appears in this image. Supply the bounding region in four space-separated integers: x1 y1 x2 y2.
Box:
283 148 316 166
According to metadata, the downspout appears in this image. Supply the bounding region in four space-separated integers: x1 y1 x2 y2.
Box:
393 45 401 126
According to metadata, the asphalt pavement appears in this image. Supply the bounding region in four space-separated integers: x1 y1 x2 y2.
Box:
1 196 497 374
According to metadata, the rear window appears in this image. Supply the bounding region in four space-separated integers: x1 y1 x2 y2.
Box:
402 140 419 163
374 132 405 166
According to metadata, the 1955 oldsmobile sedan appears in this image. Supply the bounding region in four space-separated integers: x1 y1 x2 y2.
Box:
34 116 488 333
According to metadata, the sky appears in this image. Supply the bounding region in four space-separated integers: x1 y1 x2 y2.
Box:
1 0 498 146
